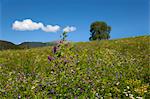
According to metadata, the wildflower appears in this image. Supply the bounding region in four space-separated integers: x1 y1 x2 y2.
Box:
49 89 55 94
18 94 21 99
31 86 35 90
129 94 134 99
64 60 69 64
53 46 57 54
116 82 120 86
51 69 54 74
60 40 63 44
48 56 53 61
123 92 128 96
125 93 128 97
127 86 130 89
96 93 99 97
38 84 42 87
74 96 78 99
128 91 131 93
136 97 142 99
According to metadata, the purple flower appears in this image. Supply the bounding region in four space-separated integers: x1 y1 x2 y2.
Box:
53 46 57 54
74 96 78 99
64 59 69 64
18 94 21 99
48 56 53 61
60 40 63 44
49 89 55 94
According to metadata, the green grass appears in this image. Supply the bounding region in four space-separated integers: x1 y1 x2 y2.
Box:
0 36 150 98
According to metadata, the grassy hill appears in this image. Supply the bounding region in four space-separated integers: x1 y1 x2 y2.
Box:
0 40 19 50
0 36 149 98
0 40 57 50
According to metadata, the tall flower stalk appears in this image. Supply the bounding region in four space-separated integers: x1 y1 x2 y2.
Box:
48 31 74 61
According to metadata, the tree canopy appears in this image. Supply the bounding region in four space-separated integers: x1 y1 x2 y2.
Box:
89 21 111 41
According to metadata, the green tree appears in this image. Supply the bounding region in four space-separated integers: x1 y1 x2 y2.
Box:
89 21 111 41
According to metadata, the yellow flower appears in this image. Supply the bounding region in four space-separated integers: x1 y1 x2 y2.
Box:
134 84 149 95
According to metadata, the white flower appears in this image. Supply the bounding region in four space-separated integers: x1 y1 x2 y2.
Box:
116 82 120 85
127 86 130 89
31 86 35 89
95 93 99 97
129 94 134 99
136 97 142 99
125 93 128 96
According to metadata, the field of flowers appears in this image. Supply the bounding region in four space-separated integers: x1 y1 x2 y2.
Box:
0 36 150 98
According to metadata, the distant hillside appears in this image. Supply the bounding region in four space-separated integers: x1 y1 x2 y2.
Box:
19 41 58 48
19 42 47 48
0 40 19 50
0 40 58 50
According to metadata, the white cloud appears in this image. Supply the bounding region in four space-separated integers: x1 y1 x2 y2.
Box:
12 19 43 31
63 26 76 32
42 25 60 32
12 19 60 32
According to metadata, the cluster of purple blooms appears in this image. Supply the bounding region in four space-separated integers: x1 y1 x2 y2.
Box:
48 56 54 61
48 40 63 61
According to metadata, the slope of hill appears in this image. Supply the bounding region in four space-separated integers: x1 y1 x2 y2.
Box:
0 40 18 50
18 41 58 48
0 36 149 98
0 40 58 50
19 42 47 48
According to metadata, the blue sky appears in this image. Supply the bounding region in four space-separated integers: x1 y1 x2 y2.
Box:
0 0 149 44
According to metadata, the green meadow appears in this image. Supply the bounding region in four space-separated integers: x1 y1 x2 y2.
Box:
0 36 150 98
